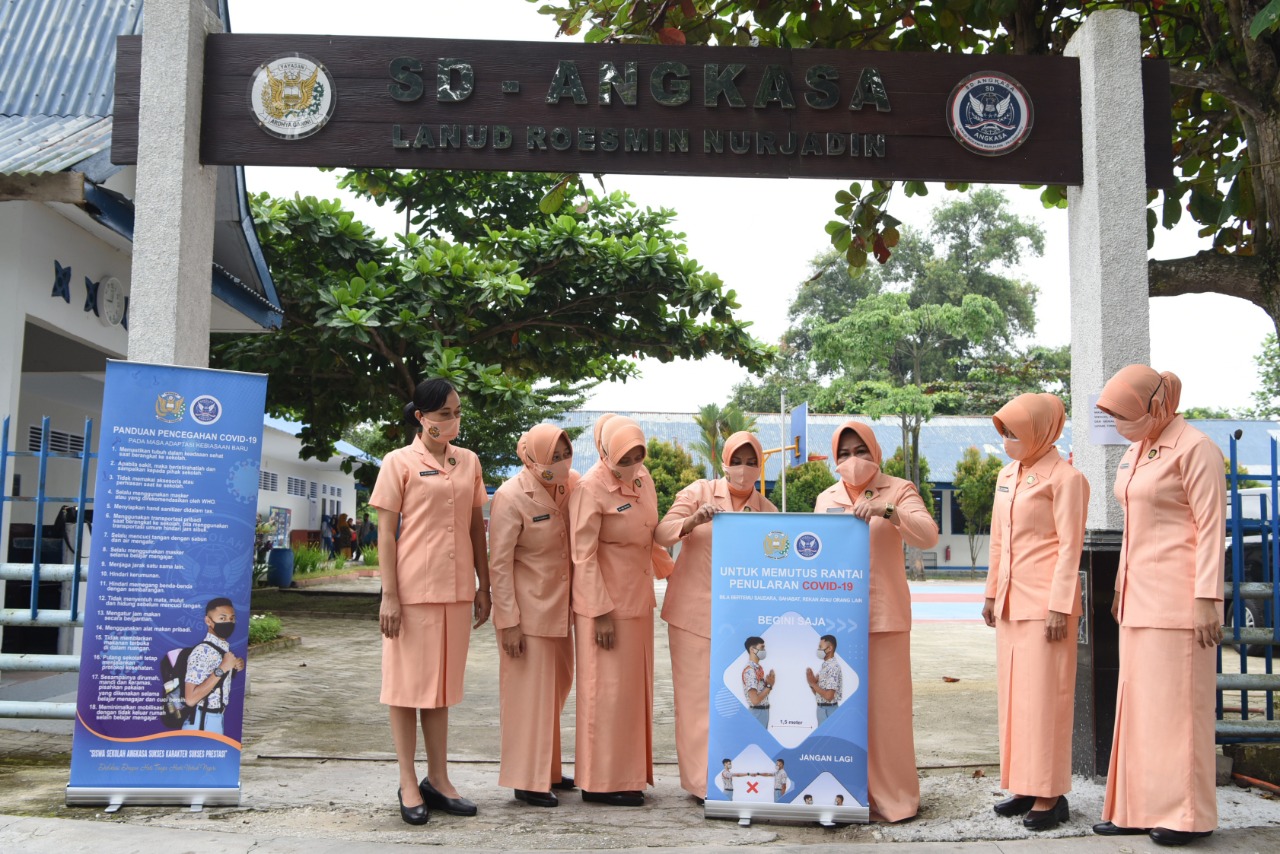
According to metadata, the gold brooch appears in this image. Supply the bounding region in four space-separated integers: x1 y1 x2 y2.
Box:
1146 449 1158 460
447 457 457 466
634 478 643 488
1027 474 1037 485
864 489 874 499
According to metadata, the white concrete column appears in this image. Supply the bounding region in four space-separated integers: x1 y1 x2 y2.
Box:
127 0 222 367
1066 10 1151 531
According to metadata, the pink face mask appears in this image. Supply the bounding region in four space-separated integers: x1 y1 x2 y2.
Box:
422 415 460 443
836 456 879 488
725 465 761 493
1111 413 1154 442
531 458 572 485
1003 438 1028 461
611 461 643 483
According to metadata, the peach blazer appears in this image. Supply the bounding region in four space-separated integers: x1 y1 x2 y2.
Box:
1113 415 1226 627
656 479 777 638
369 438 487 604
569 461 660 620
985 451 1088 619
489 466 582 638
814 473 939 633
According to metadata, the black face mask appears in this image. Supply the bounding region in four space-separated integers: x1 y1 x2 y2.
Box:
211 621 235 640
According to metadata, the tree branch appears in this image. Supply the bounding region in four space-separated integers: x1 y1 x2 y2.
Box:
1168 65 1265 120
1148 251 1275 320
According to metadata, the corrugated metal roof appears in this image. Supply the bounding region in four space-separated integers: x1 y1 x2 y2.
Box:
0 0 143 117
0 114 112 175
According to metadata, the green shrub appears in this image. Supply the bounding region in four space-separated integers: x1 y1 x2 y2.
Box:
248 613 282 645
293 545 325 576
362 545 379 567
333 554 347 571
769 461 837 513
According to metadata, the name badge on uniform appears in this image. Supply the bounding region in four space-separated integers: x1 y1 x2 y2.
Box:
1119 463 1130 469
532 514 551 522
998 485 1010 493
616 503 632 512
420 470 440 477
825 507 845 513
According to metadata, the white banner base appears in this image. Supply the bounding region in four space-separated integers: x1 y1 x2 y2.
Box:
65 785 240 808
704 801 869 825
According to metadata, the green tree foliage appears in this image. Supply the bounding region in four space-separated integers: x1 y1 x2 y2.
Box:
213 188 771 477
645 438 706 517
769 460 836 513
531 1 1280 335
882 448 935 518
1251 334 1280 417
951 447 1005 576
691 402 758 475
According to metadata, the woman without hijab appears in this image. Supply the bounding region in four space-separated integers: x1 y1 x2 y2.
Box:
655 431 778 802
569 415 663 806
812 421 939 822
489 424 581 807
982 393 1089 831
1093 366 1225 847
369 378 491 825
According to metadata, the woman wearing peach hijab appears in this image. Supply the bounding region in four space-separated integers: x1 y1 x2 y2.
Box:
813 421 938 822
569 415 662 806
655 431 778 802
490 424 580 807
982 393 1088 831
1093 366 1224 847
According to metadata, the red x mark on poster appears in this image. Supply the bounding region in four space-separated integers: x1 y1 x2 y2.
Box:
746 781 759 794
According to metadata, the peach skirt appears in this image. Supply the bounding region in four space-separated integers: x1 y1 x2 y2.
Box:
380 601 471 708
574 612 654 792
1103 626 1218 832
668 624 710 797
996 616 1078 797
868 630 919 822
498 633 574 792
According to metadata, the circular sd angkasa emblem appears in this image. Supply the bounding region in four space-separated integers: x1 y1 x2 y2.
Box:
946 71 1033 157
249 53 336 140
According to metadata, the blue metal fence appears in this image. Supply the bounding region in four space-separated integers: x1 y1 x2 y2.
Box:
1219 432 1280 741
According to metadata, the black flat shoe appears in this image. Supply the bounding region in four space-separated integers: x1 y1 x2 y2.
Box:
398 787 430 825
551 775 576 791
1150 827 1213 847
514 789 558 808
993 795 1036 817
582 789 644 807
419 777 478 816
1023 796 1068 831
693 795 705 806
1093 821 1147 836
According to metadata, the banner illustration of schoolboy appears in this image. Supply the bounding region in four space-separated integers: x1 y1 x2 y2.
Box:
67 361 266 807
705 512 870 824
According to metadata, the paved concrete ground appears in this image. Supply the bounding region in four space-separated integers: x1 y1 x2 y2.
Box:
2 580 1279 852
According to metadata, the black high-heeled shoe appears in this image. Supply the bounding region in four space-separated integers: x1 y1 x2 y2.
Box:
1023 796 1069 831
420 777 478 816
398 787 430 825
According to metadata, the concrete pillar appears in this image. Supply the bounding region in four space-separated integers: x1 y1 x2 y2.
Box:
1066 9 1151 531
1065 9 1151 779
127 0 222 367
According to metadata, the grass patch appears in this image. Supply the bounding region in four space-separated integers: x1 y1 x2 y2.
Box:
361 545 379 567
293 544 326 576
248 613 283 645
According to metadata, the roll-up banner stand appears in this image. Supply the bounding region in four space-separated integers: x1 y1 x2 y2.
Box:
67 361 267 808
705 512 870 824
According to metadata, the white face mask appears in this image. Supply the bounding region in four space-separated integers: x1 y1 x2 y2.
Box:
816 648 828 660
725 464 761 492
836 456 879 487
422 415 460 443
754 647 767 661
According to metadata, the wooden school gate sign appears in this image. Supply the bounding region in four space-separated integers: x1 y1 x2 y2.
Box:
111 34 1172 188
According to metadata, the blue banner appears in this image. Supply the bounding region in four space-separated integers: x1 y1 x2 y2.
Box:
67 361 267 806
705 512 870 824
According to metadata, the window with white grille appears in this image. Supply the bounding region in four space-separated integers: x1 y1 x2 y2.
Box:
27 425 86 454
259 470 278 492
287 476 307 497
309 481 317 499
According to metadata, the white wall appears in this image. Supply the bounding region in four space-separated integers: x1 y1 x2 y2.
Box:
256 426 358 542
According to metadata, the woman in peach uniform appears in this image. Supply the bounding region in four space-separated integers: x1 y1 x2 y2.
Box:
1094 366 1224 847
655 430 777 802
569 415 661 806
982 393 1088 832
370 378 490 824
489 424 580 807
813 420 938 822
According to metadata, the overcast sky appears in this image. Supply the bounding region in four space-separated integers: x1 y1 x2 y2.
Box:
229 0 1272 416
